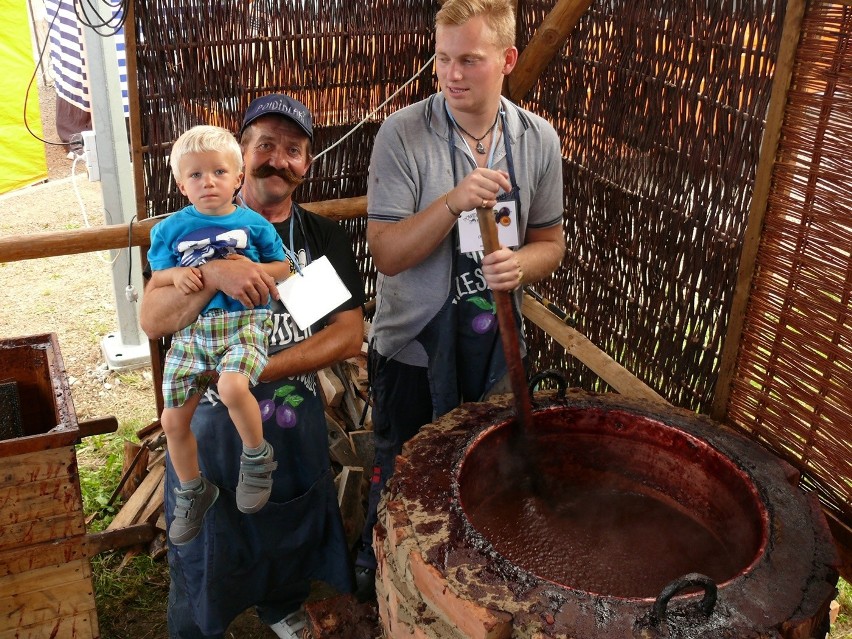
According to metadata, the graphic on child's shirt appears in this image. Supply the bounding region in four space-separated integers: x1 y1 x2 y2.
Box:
176 226 250 267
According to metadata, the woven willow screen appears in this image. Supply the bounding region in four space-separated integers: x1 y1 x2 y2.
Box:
517 0 785 412
131 0 786 414
131 0 441 298
726 2 852 522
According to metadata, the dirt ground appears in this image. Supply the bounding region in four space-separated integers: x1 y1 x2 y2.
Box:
0 84 287 638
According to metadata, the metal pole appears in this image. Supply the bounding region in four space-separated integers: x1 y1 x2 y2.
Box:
80 6 149 370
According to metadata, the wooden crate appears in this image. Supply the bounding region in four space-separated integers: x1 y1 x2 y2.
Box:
0 334 99 639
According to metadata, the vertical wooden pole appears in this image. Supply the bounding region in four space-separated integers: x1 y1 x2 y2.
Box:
710 0 808 420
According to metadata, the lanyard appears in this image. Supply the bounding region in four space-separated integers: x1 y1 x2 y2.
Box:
235 192 307 274
444 102 519 193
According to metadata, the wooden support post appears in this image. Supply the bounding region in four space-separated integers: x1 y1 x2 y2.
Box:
710 0 807 421
521 293 667 405
506 0 592 102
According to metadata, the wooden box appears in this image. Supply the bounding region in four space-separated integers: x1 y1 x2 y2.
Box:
0 334 99 639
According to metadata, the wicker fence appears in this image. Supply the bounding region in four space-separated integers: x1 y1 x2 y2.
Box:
129 0 852 537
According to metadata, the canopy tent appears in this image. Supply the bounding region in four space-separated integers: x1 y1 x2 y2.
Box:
0 0 47 195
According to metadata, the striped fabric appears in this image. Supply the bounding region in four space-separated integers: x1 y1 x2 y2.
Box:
44 0 128 115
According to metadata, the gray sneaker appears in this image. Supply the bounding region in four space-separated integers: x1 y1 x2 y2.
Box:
169 476 219 546
236 445 278 513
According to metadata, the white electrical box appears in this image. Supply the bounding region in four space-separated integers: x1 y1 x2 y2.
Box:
80 130 100 182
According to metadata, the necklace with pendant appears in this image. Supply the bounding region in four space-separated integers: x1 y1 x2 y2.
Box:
455 112 499 154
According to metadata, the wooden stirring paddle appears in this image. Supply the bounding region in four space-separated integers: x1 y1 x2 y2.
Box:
476 206 535 433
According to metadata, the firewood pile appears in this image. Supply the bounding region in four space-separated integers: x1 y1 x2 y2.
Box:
89 345 373 562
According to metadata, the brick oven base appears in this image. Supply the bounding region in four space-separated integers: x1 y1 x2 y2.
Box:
373 391 838 639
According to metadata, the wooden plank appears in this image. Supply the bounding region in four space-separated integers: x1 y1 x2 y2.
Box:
318 367 345 408
0 579 96 630
710 0 807 420
0 557 91 599
0 447 76 489
0 429 79 459
337 466 365 549
521 293 668 405
0 611 98 639
349 429 375 471
0 538 87 578
0 514 85 551
327 412 360 467
106 462 165 531
0 477 81 524
119 440 149 501
85 523 157 556
137 472 165 525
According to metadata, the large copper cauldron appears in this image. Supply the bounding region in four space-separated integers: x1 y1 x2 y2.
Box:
374 388 838 638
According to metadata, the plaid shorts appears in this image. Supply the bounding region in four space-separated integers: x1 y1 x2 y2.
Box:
162 308 272 408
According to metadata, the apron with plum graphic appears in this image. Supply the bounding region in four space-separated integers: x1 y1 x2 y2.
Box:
416 110 523 418
165 206 352 636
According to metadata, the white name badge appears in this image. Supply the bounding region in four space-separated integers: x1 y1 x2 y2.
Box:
276 255 352 330
457 200 520 253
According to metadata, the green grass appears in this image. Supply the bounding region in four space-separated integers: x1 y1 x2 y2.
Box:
836 578 852 627
79 426 171 636
78 423 143 532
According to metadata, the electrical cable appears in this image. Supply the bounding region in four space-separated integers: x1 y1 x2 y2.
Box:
125 214 138 301
70 153 122 265
74 0 128 36
23 4 65 146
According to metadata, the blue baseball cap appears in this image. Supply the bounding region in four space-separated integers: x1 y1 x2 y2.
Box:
240 94 313 140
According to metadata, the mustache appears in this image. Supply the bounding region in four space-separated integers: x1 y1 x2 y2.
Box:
251 164 305 186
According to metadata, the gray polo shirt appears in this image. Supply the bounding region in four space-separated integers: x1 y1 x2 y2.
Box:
367 92 564 365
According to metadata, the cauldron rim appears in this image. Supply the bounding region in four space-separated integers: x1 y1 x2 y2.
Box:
454 406 770 601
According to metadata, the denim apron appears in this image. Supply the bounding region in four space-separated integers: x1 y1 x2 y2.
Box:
416 107 523 416
165 208 353 638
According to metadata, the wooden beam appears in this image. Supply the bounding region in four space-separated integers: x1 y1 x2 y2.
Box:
521 293 667 405
507 0 592 102
77 416 119 439
0 196 367 263
85 523 156 556
710 0 807 421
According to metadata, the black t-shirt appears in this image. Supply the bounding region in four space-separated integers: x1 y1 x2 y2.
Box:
267 203 365 353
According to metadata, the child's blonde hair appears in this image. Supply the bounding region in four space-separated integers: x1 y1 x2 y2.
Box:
170 125 243 182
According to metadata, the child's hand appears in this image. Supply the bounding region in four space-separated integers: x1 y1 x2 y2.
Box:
225 253 250 262
173 266 203 294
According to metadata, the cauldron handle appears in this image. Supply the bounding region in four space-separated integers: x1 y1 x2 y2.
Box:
528 369 567 399
650 573 717 626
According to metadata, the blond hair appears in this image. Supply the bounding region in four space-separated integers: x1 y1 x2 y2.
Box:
435 0 516 49
170 125 243 181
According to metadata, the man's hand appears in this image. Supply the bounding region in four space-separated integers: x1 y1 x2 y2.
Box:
481 246 523 292
201 257 279 308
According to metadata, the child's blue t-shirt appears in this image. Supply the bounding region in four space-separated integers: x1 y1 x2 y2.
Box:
147 204 286 314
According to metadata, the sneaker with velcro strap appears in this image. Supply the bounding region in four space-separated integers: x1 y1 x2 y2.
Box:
236 444 278 513
268 609 306 639
168 476 219 546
